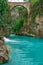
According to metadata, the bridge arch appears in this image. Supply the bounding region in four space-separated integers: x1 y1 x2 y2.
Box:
11 5 28 17
9 2 30 15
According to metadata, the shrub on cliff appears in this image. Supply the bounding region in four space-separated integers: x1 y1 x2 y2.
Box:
12 18 24 32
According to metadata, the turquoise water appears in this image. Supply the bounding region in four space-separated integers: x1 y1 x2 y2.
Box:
3 34 43 65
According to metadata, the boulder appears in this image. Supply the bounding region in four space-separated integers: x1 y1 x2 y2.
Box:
0 40 9 64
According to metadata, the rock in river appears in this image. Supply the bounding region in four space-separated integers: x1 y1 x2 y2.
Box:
0 40 9 64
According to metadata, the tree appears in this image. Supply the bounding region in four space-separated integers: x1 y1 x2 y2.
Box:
39 0 43 16
0 0 12 36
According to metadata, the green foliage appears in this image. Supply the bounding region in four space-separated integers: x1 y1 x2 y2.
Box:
0 0 12 36
12 18 24 32
39 0 43 16
30 0 43 23
0 0 8 15
31 0 39 5
30 1 40 22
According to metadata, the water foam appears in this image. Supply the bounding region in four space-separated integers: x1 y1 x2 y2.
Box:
3 37 28 43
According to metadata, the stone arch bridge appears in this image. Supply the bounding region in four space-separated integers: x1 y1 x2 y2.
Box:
8 2 30 15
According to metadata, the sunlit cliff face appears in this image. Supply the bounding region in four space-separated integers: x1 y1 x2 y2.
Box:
8 0 24 2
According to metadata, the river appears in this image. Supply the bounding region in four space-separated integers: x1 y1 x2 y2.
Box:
3 34 43 65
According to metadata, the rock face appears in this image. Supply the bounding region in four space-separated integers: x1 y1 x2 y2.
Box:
0 40 9 64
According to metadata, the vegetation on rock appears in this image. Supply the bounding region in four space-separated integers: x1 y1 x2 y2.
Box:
0 0 12 37
12 18 24 32
0 0 43 38
29 0 43 37
0 0 10 63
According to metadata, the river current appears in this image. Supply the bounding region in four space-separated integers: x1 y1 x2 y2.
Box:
3 34 43 65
